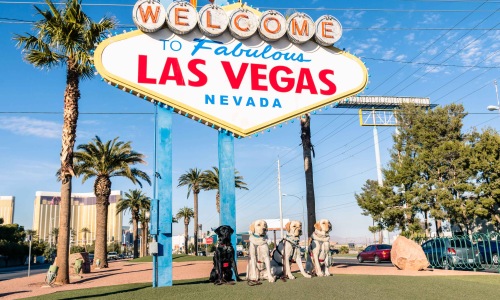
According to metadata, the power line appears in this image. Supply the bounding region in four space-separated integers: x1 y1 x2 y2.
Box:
361 56 499 69
0 1 499 12
387 12 500 96
5 19 500 32
369 0 489 94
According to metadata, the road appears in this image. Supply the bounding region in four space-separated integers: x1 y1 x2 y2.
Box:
332 257 394 267
0 264 50 282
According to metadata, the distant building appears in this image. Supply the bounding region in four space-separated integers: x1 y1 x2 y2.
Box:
0 196 15 224
32 191 123 246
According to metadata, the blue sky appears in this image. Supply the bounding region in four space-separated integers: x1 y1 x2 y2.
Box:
0 0 498 243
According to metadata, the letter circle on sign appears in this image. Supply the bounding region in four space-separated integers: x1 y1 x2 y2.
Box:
166 1 198 35
228 8 258 39
132 0 166 33
258 10 287 42
315 15 342 46
286 12 315 44
198 4 228 37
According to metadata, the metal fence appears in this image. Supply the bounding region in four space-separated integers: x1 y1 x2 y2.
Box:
419 232 499 272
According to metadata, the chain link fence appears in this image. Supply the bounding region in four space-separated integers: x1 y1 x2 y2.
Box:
417 232 499 272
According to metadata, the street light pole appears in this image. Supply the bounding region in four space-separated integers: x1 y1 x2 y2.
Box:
27 234 32 277
487 80 500 114
282 194 307 249
277 159 284 239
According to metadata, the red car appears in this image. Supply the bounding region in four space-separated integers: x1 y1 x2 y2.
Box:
357 244 392 263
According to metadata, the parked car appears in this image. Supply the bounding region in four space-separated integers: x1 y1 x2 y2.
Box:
330 248 340 255
107 251 118 260
197 250 207 256
237 250 244 257
421 239 481 270
357 244 392 263
476 240 499 265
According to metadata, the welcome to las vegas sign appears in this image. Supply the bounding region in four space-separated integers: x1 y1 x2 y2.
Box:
93 1 368 137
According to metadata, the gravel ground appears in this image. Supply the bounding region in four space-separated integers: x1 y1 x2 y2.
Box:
0 259 495 299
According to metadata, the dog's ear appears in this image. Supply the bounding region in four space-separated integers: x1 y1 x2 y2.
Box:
214 226 221 236
314 222 321 230
229 226 234 235
249 222 255 234
285 221 291 233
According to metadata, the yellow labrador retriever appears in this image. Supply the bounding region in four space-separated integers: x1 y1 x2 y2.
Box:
306 219 332 276
270 221 311 280
246 220 275 283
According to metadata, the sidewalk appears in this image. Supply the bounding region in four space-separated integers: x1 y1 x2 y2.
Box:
0 259 495 299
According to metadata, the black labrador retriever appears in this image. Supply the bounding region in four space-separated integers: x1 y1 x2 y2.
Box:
209 225 242 284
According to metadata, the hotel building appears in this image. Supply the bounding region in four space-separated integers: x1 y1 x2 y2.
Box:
33 191 123 246
0 196 15 224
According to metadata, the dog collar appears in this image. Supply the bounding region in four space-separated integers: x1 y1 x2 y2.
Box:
285 235 300 246
249 234 268 246
312 232 330 242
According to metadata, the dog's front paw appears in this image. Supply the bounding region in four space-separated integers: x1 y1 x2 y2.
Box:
269 276 276 283
288 275 296 280
236 277 243 282
303 273 312 278
316 272 325 277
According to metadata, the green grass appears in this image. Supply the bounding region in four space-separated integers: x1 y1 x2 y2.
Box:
129 254 212 263
27 275 500 300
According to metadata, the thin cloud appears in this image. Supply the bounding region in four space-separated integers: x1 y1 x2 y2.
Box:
420 13 441 25
370 18 388 29
382 49 396 60
0 117 61 139
405 33 415 43
342 10 365 29
395 54 407 61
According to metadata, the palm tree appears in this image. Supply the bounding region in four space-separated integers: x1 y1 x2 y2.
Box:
80 227 90 252
201 166 249 214
301 114 317 238
14 0 115 284
138 206 151 257
51 227 59 245
73 136 151 268
176 207 194 255
116 189 150 258
178 168 203 256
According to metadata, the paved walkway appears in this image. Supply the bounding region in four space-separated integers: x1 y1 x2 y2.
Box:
0 259 495 299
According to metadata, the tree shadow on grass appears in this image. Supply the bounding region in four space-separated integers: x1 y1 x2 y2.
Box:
74 269 150 284
173 278 211 286
0 290 31 298
57 285 150 300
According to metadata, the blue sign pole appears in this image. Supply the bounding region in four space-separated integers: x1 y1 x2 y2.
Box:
157 104 173 287
218 131 237 275
152 103 158 287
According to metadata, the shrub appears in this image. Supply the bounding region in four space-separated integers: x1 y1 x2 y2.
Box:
339 245 349 254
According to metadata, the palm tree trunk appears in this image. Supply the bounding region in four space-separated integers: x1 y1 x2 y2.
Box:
94 176 111 268
301 115 317 239
184 221 189 255
132 217 139 258
216 192 220 214
141 222 148 256
194 192 199 256
55 62 80 285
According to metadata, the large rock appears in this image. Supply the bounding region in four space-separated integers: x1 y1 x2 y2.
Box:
391 236 429 271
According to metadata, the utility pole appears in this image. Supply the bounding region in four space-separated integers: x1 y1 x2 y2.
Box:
27 235 32 277
277 158 283 239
